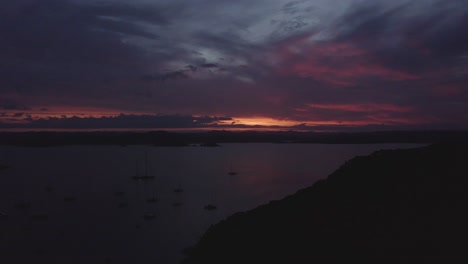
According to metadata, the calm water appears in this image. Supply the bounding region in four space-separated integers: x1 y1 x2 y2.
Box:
0 143 423 264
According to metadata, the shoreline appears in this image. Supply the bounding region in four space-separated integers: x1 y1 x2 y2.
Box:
1 130 467 147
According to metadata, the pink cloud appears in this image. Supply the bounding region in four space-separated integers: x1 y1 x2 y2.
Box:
272 36 419 86
306 103 414 113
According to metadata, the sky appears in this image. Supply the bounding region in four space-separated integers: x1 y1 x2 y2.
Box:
1 0 467 131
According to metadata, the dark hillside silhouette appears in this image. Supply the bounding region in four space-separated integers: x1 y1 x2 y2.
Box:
183 143 468 264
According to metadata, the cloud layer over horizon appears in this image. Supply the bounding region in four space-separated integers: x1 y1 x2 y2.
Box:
1 0 467 130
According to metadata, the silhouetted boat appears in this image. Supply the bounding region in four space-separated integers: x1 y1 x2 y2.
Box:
117 202 128 208
200 142 220 147
174 187 184 193
227 163 238 175
132 152 155 181
113 191 125 197
145 169 159 202
204 204 217 211
64 196 76 202
143 213 156 220
31 213 49 221
15 202 31 209
146 197 158 203
0 149 10 171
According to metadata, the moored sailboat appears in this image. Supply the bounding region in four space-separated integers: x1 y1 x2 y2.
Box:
132 152 155 181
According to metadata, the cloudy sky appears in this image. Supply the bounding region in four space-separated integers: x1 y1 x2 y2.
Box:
1 0 467 131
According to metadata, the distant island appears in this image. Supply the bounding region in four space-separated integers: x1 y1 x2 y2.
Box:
182 143 468 264
0 130 468 146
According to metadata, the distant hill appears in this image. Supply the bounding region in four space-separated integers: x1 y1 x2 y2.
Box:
0 130 467 146
182 143 468 264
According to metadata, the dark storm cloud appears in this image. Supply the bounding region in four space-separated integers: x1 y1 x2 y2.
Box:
141 63 224 83
141 71 189 82
0 0 163 96
252 0 468 124
191 31 257 55
200 63 219 68
81 3 168 25
281 1 312 15
332 0 468 75
323 0 468 124
0 100 32 111
0 114 233 129
89 16 159 40
1 0 468 130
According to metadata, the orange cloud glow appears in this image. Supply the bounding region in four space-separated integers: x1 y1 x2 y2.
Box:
228 117 300 127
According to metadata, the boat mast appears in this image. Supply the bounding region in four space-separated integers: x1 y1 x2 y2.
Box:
135 158 141 177
145 151 148 177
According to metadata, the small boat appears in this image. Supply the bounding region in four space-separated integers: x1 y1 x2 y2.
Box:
204 204 217 211
146 197 158 203
117 202 128 208
143 213 156 220
227 163 238 175
0 149 10 171
200 142 220 147
173 188 184 193
63 196 76 202
31 213 49 221
113 191 125 197
132 175 155 181
15 202 31 209
132 152 155 181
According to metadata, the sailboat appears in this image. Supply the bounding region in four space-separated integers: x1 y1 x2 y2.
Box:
204 204 217 211
173 187 184 193
143 213 156 220
0 157 9 171
31 213 49 221
145 179 158 203
227 163 238 175
0 147 10 171
132 152 155 181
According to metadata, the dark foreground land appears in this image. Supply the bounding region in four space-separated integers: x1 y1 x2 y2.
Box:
1 130 468 146
182 143 468 264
